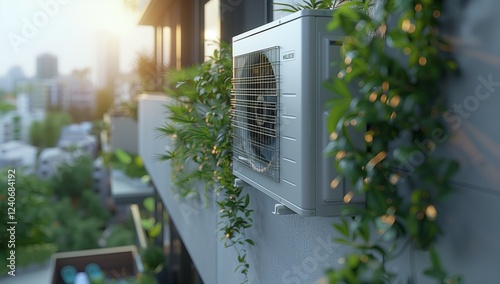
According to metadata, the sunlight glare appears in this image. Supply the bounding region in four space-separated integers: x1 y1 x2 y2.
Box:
81 0 137 37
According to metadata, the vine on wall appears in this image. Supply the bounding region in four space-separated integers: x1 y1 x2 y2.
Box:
157 42 254 283
323 0 461 282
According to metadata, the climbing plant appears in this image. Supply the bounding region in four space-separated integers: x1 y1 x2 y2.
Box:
275 0 349 11
157 42 254 283
322 0 461 283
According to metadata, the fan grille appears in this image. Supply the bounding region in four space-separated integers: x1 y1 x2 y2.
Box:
232 47 280 181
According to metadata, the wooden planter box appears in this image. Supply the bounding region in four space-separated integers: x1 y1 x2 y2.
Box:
49 246 142 284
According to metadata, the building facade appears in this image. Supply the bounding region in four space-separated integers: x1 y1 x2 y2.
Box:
36 53 58 80
56 75 96 122
137 1 500 283
95 32 120 90
0 141 37 173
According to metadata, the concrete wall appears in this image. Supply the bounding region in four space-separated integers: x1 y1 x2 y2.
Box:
139 1 500 283
138 95 219 284
110 115 138 155
420 1 500 282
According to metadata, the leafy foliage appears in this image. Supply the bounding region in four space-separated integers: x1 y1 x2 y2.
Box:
105 223 136 248
51 154 94 199
157 42 254 282
104 148 149 181
0 169 57 274
135 273 158 284
29 111 72 148
16 244 58 267
142 246 165 272
0 170 53 246
51 190 110 251
138 197 166 273
140 197 163 242
134 50 165 92
114 50 165 122
0 101 15 115
48 153 111 251
274 0 366 12
324 0 461 282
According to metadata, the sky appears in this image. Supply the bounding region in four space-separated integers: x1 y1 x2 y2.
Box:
0 0 154 84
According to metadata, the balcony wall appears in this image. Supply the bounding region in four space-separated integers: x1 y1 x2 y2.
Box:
138 94 218 283
110 114 138 155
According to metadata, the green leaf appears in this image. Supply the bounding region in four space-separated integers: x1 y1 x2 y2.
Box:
140 218 155 230
440 160 459 179
141 175 151 183
429 247 442 270
115 148 132 165
143 197 155 213
148 223 162 238
333 237 350 245
325 79 353 132
333 218 349 237
244 195 250 207
134 156 144 168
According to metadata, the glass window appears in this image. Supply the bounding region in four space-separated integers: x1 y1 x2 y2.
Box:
204 0 221 60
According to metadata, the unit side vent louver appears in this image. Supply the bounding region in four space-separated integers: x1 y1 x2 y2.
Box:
232 47 280 181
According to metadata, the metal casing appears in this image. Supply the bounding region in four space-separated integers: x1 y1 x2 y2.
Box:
232 10 364 216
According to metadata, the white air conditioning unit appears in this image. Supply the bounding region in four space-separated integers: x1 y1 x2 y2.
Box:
231 10 364 216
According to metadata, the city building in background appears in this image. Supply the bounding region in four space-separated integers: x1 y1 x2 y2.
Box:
0 65 26 92
61 74 96 122
113 73 141 108
0 140 37 172
57 122 97 155
0 112 20 143
36 53 58 80
16 79 48 114
44 78 71 112
96 32 120 91
37 147 69 179
0 93 43 143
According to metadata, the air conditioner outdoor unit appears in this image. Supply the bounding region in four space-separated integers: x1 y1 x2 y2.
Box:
231 10 364 216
